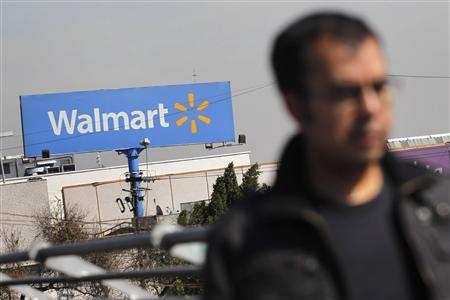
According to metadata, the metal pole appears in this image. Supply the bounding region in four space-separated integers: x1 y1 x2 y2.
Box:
168 174 175 211
118 148 145 218
159 227 209 250
0 153 5 183
0 132 14 182
205 171 210 200
0 227 210 264
128 148 144 218
14 158 19 178
94 185 103 234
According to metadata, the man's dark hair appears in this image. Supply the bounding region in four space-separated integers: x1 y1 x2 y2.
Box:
271 12 378 97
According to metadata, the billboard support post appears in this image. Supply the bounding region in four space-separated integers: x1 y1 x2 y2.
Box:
117 148 145 219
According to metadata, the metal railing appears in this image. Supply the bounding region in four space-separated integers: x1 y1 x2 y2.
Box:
0 224 209 300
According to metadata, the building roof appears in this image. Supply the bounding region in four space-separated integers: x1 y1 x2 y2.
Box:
387 133 450 150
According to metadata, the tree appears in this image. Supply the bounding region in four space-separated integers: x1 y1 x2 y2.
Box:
223 162 240 208
178 162 268 226
0 206 201 298
259 183 272 194
0 230 27 299
128 247 203 297
189 201 208 226
33 205 116 298
177 163 239 226
207 176 227 223
240 163 261 196
34 204 202 298
34 204 89 244
177 210 190 226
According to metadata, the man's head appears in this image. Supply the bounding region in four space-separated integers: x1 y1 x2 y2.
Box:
271 12 392 166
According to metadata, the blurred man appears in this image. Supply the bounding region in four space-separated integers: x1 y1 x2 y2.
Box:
205 12 450 300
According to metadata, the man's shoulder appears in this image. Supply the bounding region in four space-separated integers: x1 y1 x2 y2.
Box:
384 154 450 202
209 189 312 247
392 155 450 198
408 172 450 207
213 192 273 230
209 191 286 246
220 189 304 223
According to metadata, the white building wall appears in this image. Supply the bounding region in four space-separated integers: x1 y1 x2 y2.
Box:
62 162 277 235
3 152 251 213
1 153 279 239
48 151 251 210
0 179 50 252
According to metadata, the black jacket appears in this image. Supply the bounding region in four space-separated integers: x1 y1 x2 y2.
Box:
205 135 450 300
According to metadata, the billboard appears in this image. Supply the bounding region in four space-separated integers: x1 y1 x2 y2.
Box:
20 81 235 157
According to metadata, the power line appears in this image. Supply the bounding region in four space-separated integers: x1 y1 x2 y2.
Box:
0 212 35 218
387 74 450 79
0 212 142 225
0 219 35 224
11 82 273 140
1 72 448 152
0 222 36 227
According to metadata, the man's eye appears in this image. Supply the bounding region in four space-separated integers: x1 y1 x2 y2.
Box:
333 86 360 100
373 81 387 93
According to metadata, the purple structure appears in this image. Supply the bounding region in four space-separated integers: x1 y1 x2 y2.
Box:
391 144 450 174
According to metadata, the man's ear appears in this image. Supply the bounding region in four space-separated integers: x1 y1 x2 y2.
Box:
283 92 308 125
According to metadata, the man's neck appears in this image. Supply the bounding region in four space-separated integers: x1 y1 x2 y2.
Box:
306 147 384 206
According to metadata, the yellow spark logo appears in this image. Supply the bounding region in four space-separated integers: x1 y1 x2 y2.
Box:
174 93 210 134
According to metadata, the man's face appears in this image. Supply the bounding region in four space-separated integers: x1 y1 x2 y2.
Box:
294 36 392 165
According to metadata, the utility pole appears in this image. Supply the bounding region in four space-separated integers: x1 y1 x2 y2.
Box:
96 152 103 168
116 138 151 220
117 148 145 218
0 154 5 184
0 131 14 183
192 68 197 83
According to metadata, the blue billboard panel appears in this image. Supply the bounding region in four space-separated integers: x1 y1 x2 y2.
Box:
20 81 235 157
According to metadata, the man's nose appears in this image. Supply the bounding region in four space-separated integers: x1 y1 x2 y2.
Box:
358 86 381 115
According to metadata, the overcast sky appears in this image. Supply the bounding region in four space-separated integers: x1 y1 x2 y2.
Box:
1 1 449 169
